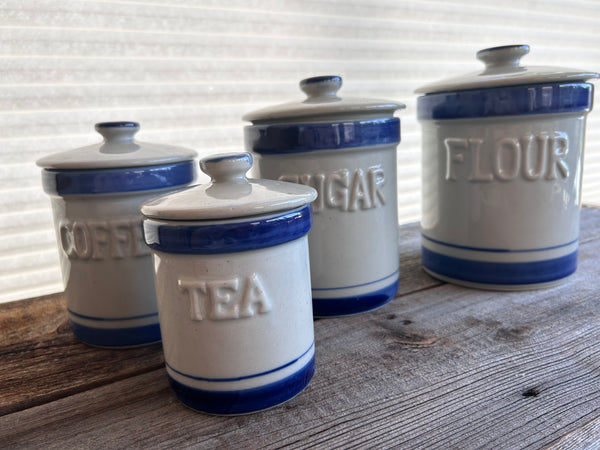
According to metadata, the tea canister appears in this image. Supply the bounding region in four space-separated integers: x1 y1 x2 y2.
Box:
243 75 405 317
36 122 196 347
416 45 599 290
141 152 317 415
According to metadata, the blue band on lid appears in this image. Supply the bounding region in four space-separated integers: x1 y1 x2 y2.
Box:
42 161 195 195
417 82 594 120
245 118 400 154
143 205 313 254
95 121 139 129
300 75 341 87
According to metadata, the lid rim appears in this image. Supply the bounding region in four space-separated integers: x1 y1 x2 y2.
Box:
245 117 400 154
143 205 312 254
417 82 594 121
42 160 195 195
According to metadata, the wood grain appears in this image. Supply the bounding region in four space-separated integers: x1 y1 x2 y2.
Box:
0 293 164 416
2 207 600 448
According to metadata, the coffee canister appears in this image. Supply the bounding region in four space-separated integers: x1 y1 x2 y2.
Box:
244 75 405 317
141 152 317 415
37 122 196 347
416 45 599 290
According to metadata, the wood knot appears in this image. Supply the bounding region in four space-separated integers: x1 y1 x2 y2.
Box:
495 326 531 342
383 329 438 348
522 386 541 397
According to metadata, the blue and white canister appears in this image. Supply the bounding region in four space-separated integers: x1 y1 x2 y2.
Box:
37 122 196 347
244 75 406 316
416 45 599 290
141 153 317 415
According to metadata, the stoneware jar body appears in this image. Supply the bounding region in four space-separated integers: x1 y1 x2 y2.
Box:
244 75 405 316
416 45 598 290
37 122 196 347
141 153 317 414
257 144 399 315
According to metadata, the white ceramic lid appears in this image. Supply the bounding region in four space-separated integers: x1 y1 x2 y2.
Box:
243 75 405 123
415 45 599 94
141 152 317 220
36 122 197 169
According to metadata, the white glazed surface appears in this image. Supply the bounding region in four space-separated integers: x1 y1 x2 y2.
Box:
421 113 586 253
242 76 404 123
415 45 598 94
141 152 317 220
151 235 314 391
36 123 196 169
256 144 399 293
50 190 172 329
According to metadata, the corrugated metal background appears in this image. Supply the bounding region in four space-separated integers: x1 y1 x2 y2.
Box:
1 0 599 302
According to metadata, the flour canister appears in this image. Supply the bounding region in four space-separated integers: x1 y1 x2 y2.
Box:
416 45 599 290
37 122 196 347
141 152 317 415
244 75 405 317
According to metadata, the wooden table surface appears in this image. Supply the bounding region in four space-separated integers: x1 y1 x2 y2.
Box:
2 207 600 449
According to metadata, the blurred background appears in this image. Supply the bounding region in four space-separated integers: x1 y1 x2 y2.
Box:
1 0 599 302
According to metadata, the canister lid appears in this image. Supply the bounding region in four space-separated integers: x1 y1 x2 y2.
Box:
415 44 599 94
244 76 404 154
140 152 317 221
36 121 197 169
243 75 405 123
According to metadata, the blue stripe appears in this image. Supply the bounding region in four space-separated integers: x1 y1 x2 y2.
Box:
42 160 195 195
166 342 314 383
168 356 315 414
422 234 579 254
312 269 399 292
312 278 399 317
417 82 594 120
69 320 161 347
421 246 578 285
245 118 400 154
143 205 312 254
67 309 158 322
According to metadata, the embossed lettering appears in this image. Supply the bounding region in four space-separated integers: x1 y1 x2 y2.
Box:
178 274 272 321
546 136 569 180
279 166 385 213
520 134 546 181
444 138 467 181
59 218 149 260
493 138 520 181
444 134 570 182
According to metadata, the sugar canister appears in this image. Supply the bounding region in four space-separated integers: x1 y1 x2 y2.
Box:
416 45 599 289
37 122 196 347
141 152 317 415
244 75 405 316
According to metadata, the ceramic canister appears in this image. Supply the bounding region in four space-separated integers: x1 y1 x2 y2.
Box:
36 122 196 347
243 75 405 317
416 45 599 290
141 152 317 415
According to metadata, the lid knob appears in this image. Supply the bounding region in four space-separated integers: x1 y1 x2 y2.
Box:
476 45 530 71
300 75 342 101
95 121 140 142
201 152 252 184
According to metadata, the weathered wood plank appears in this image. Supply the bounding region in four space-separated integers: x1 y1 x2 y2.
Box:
0 218 437 417
2 209 600 448
1 207 600 448
0 292 164 416
547 416 600 449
